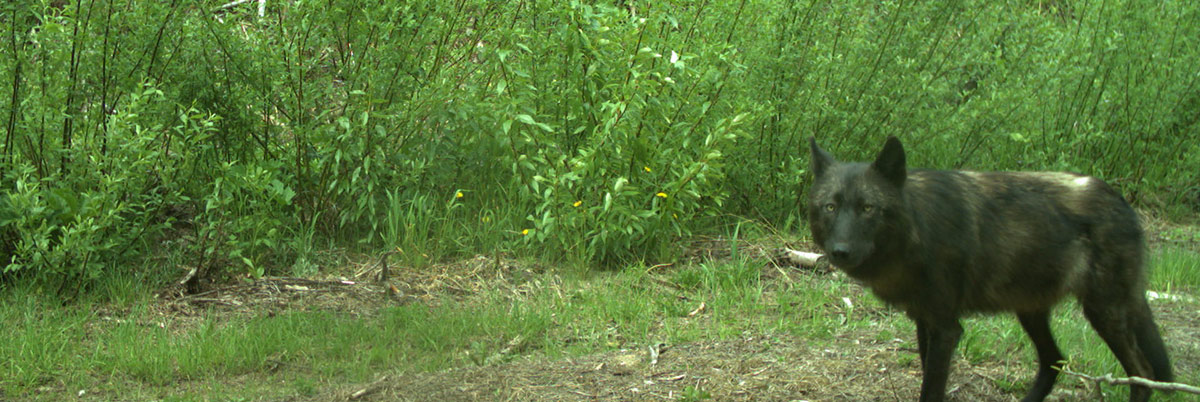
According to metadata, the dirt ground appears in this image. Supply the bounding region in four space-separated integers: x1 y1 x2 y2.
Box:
150 234 1200 402
318 300 1197 402
324 306 1198 402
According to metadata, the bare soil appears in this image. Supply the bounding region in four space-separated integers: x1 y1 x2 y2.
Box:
319 302 1199 402
329 333 1026 401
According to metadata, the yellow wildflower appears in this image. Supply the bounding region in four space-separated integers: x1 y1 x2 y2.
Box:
656 192 668 198
455 191 464 199
573 200 582 207
521 229 530 236
643 166 652 172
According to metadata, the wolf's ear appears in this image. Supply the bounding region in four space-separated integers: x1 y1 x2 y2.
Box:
809 137 835 178
871 136 906 187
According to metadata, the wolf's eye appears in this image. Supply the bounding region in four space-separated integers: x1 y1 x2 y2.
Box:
860 204 874 214
823 203 835 212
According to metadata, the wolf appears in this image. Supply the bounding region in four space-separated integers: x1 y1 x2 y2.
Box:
806 136 1172 402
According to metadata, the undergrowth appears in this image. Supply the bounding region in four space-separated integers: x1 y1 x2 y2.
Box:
2 246 1197 400
1 0 1198 294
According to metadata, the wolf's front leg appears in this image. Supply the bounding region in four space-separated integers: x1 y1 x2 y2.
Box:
916 319 963 402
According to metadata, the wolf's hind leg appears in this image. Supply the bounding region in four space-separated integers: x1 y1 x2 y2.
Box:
1130 298 1173 382
1081 297 1157 402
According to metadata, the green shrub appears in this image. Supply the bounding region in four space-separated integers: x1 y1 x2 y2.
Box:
2 0 1197 298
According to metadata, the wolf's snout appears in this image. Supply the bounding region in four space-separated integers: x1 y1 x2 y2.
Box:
828 243 852 261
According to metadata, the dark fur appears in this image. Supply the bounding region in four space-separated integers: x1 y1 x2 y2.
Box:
807 137 1172 402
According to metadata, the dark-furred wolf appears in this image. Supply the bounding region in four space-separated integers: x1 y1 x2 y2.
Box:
807 137 1171 402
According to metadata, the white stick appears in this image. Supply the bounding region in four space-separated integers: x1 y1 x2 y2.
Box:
216 0 254 10
1060 368 1200 395
779 248 825 268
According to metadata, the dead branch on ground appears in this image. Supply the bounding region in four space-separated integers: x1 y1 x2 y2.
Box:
1060 367 1200 396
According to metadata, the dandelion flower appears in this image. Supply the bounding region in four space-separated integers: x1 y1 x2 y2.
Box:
455 191 464 199
521 229 530 236
656 192 668 198
573 200 582 207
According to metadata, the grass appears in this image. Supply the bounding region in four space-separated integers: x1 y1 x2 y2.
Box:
1152 246 1200 294
1 243 1197 400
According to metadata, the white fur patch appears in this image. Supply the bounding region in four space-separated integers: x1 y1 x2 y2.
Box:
1072 176 1091 188
961 171 985 180
1032 172 1091 190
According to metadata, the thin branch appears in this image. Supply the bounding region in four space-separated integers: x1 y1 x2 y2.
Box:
215 0 265 17
1060 368 1200 395
216 0 254 11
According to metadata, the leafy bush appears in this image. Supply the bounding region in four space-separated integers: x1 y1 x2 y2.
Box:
0 83 213 297
1 0 1197 296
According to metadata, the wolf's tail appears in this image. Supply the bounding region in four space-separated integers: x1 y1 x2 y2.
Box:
1133 299 1174 382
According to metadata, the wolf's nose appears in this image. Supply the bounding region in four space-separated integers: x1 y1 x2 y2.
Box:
829 244 851 260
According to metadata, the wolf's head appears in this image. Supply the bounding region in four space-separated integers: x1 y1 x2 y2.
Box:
807 137 908 276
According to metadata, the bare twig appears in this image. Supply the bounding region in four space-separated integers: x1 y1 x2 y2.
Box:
644 262 674 273
215 0 266 17
648 343 668 366
348 375 389 400
176 267 198 287
687 301 706 317
1060 368 1200 395
216 0 254 10
484 335 526 365
377 249 398 283
189 297 242 306
774 248 825 269
568 390 599 398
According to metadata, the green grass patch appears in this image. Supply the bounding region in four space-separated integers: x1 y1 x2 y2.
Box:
3 247 1198 400
1151 246 1200 293
0 292 93 396
0 257 788 399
